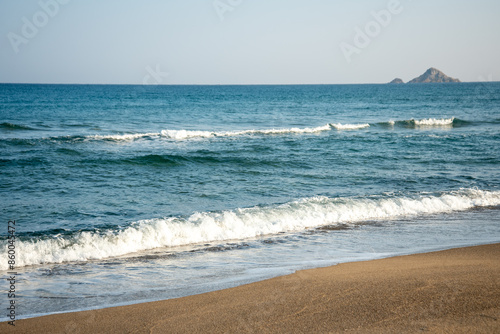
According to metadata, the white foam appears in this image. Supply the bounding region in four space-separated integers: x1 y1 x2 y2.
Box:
55 116 464 143
251 124 332 135
330 123 370 130
414 117 455 126
163 125 332 140
26 116 469 143
2 188 499 270
84 125 333 142
160 129 215 140
88 133 160 141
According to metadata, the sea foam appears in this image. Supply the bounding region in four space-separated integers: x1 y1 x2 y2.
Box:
89 132 160 141
330 123 370 130
413 117 455 126
160 124 332 140
8 116 469 144
91 117 459 142
2 188 499 270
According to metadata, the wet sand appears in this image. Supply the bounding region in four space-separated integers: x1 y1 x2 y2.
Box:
3 243 499 333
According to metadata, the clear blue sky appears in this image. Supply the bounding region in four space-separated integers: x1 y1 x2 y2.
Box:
1 0 499 84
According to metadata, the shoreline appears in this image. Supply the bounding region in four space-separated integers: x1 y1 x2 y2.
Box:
3 243 499 333
7 242 498 321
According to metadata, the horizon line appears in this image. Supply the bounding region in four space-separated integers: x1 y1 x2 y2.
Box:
1 81 495 86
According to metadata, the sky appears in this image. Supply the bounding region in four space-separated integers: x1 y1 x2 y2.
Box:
1 0 499 84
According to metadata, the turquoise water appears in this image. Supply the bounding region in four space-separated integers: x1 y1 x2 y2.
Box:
1 83 500 318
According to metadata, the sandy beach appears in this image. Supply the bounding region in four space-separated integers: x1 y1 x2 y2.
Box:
3 243 499 333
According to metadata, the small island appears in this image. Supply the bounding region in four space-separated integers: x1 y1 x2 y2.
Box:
388 68 461 84
388 78 404 84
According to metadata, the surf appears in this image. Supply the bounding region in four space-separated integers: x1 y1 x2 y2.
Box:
2 188 499 270
0 116 480 145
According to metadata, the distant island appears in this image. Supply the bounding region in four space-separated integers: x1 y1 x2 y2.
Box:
389 68 461 84
389 78 404 84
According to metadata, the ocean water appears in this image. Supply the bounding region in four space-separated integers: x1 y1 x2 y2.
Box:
1 83 500 319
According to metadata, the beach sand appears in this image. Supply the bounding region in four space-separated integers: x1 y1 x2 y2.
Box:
3 243 499 333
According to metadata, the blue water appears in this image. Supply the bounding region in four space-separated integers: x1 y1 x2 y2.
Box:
1 83 500 319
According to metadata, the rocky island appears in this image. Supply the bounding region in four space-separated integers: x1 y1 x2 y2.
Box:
388 68 461 84
388 78 404 84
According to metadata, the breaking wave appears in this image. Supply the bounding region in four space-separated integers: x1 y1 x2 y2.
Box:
330 123 370 130
0 117 482 145
160 124 333 140
84 117 469 142
2 188 499 270
377 117 468 128
413 117 455 126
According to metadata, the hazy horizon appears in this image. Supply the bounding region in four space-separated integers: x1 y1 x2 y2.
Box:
1 0 499 85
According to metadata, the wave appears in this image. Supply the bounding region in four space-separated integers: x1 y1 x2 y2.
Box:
0 117 480 145
88 132 160 141
330 123 370 130
91 154 190 167
64 123 367 142
413 117 455 126
377 117 469 128
89 153 294 168
0 122 36 131
52 125 334 142
2 188 499 270
156 118 466 140
161 124 334 140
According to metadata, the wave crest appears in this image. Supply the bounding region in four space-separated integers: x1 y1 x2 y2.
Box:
0 122 36 131
330 123 370 130
413 117 455 126
1 116 477 145
2 188 499 270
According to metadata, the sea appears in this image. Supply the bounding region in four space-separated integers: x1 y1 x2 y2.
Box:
1 83 500 320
